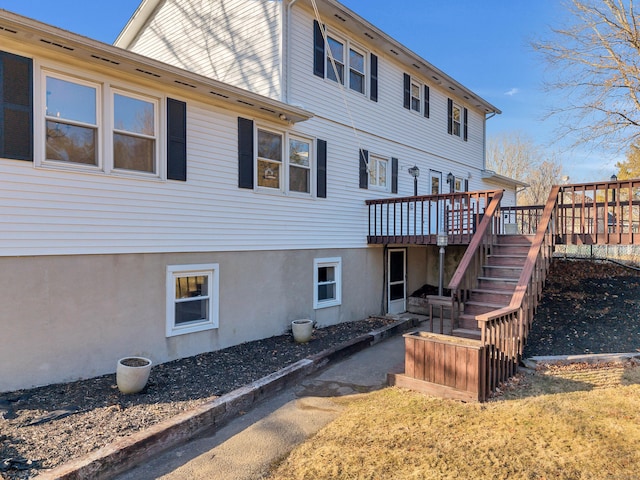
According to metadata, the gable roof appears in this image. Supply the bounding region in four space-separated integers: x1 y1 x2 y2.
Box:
115 0 501 115
0 8 312 125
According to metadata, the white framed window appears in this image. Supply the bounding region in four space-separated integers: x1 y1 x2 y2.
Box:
325 32 368 96
349 46 366 94
166 264 219 337
256 126 313 196
113 90 158 174
326 35 345 84
368 154 389 191
314 257 342 309
289 136 311 194
452 102 462 137
411 79 422 113
44 72 100 167
39 67 164 178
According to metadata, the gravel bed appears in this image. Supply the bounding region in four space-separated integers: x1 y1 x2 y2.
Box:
0 317 397 479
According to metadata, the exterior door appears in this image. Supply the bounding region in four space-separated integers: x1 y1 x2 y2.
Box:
388 249 406 314
429 170 443 235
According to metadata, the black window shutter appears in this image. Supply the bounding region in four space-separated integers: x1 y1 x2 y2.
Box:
464 179 469 192
370 53 378 102
238 117 254 189
424 85 430 118
447 98 453 135
167 98 187 181
463 107 468 141
391 157 398 194
313 20 325 78
317 139 327 198
403 73 410 109
359 149 368 189
0 51 33 161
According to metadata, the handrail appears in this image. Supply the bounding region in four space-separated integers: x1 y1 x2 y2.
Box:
448 190 504 292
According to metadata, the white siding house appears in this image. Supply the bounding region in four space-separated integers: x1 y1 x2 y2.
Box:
0 1 522 392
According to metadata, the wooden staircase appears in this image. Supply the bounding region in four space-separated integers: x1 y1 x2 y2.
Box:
452 234 533 339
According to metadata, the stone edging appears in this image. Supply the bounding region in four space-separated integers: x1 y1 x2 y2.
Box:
40 316 421 480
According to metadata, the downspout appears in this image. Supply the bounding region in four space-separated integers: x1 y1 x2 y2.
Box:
285 0 301 103
483 111 497 171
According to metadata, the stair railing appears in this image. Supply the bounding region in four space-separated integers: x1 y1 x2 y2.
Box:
474 186 560 393
448 191 504 319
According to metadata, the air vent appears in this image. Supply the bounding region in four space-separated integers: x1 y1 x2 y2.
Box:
260 107 276 113
91 54 120 65
237 100 254 106
40 38 74 51
174 80 196 88
449 86 455 91
390 49 399 55
135 68 161 78
432 76 439 81
464 95 470 100
0 25 18 34
412 63 420 69
364 32 374 40
209 91 229 99
334 14 346 22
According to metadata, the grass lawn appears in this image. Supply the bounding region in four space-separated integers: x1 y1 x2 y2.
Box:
268 361 640 479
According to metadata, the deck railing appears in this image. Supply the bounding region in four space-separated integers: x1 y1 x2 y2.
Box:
366 190 501 245
556 179 640 245
500 205 544 235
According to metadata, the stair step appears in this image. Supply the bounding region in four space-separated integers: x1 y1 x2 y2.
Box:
465 300 505 309
452 328 481 340
482 266 522 279
477 276 518 283
468 289 513 304
486 255 527 266
496 235 534 245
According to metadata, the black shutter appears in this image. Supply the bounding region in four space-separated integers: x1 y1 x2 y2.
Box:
0 51 33 161
424 85 430 118
317 139 327 198
359 149 368 189
370 53 378 102
403 73 410 109
238 117 254 189
313 20 325 78
464 179 469 192
447 98 453 135
463 107 468 141
167 98 187 181
391 157 398 194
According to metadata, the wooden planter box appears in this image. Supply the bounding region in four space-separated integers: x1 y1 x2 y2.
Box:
388 331 487 402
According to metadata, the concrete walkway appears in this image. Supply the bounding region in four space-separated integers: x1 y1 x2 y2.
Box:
113 333 407 479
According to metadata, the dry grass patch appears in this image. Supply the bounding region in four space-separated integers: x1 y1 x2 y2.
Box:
268 361 640 480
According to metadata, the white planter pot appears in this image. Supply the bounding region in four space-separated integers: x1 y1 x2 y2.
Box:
292 319 313 343
116 356 152 394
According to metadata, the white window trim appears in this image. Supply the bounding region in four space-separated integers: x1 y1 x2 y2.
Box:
166 263 219 337
313 257 342 309
255 125 315 197
368 153 390 192
110 88 161 178
35 63 166 180
452 102 462 138
40 70 102 173
324 30 368 96
410 77 422 115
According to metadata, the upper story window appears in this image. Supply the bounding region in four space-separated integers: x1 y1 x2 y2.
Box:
349 47 365 94
326 36 345 84
314 21 377 101
447 98 468 141
45 75 98 166
403 73 429 118
256 127 313 195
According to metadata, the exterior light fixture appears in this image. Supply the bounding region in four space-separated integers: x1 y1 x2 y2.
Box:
408 165 420 196
437 231 448 296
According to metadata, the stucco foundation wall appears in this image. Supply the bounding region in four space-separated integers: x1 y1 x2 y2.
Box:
1 248 384 392
406 245 467 294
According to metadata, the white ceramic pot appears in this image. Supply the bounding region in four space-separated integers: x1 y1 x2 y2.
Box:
116 356 152 394
292 319 313 343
